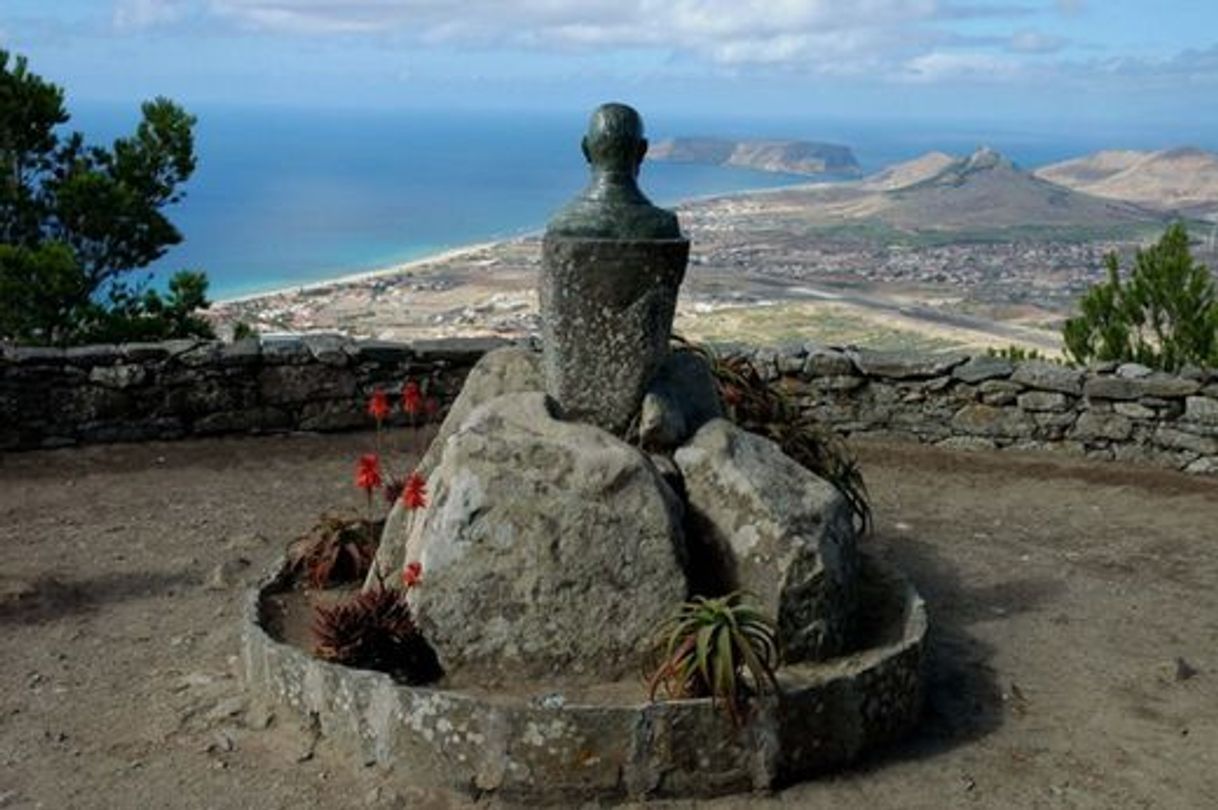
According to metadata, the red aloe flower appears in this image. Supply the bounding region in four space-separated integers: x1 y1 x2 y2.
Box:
367 388 391 423
402 380 424 418
401 561 422 589
401 471 428 510
355 453 383 495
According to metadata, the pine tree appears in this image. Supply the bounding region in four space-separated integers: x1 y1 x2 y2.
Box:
1063 224 1218 371
0 50 212 345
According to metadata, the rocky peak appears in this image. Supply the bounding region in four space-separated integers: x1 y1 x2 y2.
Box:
962 146 1014 172
908 146 1023 190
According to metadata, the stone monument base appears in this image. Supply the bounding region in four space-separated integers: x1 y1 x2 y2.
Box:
242 553 926 803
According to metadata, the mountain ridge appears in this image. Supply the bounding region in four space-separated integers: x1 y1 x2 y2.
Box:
859 151 956 191
868 147 1159 230
1035 147 1218 214
732 146 1171 237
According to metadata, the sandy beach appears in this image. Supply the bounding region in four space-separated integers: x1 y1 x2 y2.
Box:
213 239 514 307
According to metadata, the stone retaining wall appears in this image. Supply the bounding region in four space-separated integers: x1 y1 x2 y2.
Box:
4 337 1218 475
0 336 505 450
751 345 1218 476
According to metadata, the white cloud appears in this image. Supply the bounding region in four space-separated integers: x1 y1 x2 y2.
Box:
114 0 191 30
103 0 1218 92
1008 29 1067 54
197 0 1018 74
900 50 1023 82
1092 44 1218 84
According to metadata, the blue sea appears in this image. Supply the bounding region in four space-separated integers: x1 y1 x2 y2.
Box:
72 104 1217 299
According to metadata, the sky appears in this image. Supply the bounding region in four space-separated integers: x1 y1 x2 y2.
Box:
3 1 1218 134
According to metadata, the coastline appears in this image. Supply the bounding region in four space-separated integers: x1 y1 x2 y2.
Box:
210 165 1139 354
213 237 525 305
212 175 837 307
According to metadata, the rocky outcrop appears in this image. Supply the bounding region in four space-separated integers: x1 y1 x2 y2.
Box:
413 345 544 475
395 392 688 682
675 419 858 662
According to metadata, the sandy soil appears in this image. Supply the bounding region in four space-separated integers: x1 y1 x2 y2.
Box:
2 432 1217 809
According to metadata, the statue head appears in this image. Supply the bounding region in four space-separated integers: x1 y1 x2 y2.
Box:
546 102 681 240
581 103 648 176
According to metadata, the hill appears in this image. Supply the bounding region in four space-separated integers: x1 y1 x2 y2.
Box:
1032 150 1145 186
648 137 861 177
860 151 956 191
874 147 1158 230
745 147 1167 238
1035 147 1218 215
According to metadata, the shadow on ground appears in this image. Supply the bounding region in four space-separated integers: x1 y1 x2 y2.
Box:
0 569 195 626
841 531 1067 772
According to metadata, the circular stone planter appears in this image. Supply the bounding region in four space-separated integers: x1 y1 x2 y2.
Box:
241 553 927 803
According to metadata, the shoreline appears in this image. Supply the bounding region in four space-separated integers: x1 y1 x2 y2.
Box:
212 237 525 306
212 175 840 307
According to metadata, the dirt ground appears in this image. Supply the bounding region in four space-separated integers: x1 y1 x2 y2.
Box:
2 431 1217 809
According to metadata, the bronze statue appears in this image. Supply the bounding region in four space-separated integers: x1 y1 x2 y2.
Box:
540 103 689 434
545 103 682 241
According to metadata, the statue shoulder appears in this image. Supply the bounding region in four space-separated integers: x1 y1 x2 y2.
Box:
546 203 681 240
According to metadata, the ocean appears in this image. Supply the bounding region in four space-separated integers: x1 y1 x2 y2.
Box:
71 104 1214 300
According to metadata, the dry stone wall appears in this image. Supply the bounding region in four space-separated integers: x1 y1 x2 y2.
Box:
751 345 1218 476
4 337 1218 476
0 336 505 451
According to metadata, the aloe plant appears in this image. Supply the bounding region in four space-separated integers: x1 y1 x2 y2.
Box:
286 513 381 588
312 583 443 685
647 592 779 722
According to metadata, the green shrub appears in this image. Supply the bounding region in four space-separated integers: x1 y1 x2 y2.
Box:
1063 223 1217 371
986 345 1045 362
232 321 259 341
0 50 212 345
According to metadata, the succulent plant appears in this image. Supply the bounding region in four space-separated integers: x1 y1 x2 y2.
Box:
311 584 442 685
647 591 779 723
286 513 380 589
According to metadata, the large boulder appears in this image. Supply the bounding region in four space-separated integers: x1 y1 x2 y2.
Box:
393 392 689 681
638 349 724 451
369 346 544 583
674 419 858 662
416 344 544 476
